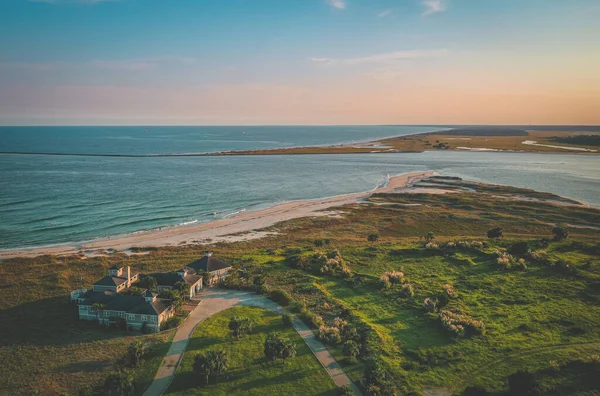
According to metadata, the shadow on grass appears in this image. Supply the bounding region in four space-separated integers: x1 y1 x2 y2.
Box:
0 296 131 347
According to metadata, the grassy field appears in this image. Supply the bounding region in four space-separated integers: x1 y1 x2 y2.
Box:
166 306 337 396
1 181 599 395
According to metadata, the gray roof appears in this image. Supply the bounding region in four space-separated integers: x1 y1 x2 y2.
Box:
108 265 120 270
148 272 201 287
187 256 231 273
79 290 170 316
93 276 127 287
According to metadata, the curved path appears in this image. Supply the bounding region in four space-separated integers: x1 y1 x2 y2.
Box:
143 288 362 396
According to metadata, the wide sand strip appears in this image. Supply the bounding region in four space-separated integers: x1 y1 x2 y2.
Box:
0 171 433 259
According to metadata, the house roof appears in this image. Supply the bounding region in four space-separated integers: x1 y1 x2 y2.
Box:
79 291 170 316
149 272 201 287
108 265 120 270
130 298 171 315
93 276 127 287
187 255 231 273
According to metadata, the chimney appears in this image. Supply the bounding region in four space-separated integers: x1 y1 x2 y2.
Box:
126 266 131 286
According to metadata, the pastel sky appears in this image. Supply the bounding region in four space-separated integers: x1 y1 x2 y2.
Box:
1 0 599 125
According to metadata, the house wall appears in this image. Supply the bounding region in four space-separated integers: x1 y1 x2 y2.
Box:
78 305 97 321
126 312 160 333
206 268 230 286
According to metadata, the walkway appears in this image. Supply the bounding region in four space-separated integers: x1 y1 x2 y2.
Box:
143 288 362 396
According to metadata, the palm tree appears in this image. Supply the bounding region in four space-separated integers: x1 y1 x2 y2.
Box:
128 341 145 367
193 349 229 385
91 303 107 325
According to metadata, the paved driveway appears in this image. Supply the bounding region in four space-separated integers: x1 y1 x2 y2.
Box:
143 288 362 396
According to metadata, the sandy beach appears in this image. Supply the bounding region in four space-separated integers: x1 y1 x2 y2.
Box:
0 171 434 260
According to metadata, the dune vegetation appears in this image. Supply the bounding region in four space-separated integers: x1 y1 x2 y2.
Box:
1 179 599 395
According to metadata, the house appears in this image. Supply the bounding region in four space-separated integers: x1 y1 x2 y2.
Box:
71 265 174 333
146 267 203 299
186 252 232 286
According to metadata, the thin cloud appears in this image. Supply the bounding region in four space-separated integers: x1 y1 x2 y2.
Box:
422 0 446 16
0 57 195 72
326 0 346 10
377 9 393 18
310 49 448 65
88 60 157 71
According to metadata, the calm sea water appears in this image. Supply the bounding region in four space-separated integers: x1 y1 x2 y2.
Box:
1 126 599 250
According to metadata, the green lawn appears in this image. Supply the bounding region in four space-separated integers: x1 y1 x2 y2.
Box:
166 306 337 396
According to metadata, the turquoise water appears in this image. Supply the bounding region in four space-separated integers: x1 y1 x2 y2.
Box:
1 126 599 250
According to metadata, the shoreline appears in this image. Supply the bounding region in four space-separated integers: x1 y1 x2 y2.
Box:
0 171 434 260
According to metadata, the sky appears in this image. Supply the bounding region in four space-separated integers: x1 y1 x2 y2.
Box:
0 0 599 126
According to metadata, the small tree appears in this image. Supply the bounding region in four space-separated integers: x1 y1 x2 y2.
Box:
193 352 213 385
264 334 296 365
508 241 529 255
210 349 229 381
174 281 189 298
128 341 145 367
425 231 435 243
487 227 503 239
193 349 229 385
103 371 135 396
140 276 157 291
280 338 297 365
343 340 360 362
314 239 324 247
324 238 331 246
228 316 253 340
264 334 281 364
552 225 569 241
367 233 380 242
91 303 107 324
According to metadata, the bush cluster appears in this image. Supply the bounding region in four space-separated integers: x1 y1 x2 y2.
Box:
380 271 405 288
438 310 485 337
495 250 527 270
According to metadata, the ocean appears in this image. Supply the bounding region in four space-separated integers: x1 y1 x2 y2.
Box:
1 126 599 250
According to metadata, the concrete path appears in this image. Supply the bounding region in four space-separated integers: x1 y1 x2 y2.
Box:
143 288 362 396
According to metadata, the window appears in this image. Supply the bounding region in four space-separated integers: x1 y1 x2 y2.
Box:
104 310 110 317
150 316 156 322
119 312 126 318
80 306 87 311
128 314 135 320
141 315 147 321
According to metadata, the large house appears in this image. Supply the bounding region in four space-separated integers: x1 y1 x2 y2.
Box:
70 254 232 332
71 265 175 333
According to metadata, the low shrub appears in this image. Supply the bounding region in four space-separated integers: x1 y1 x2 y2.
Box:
423 298 437 313
380 271 404 285
438 310 485 337
508 241 529 255
318 325 342 344
399 283 414 298
161 316 183 330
